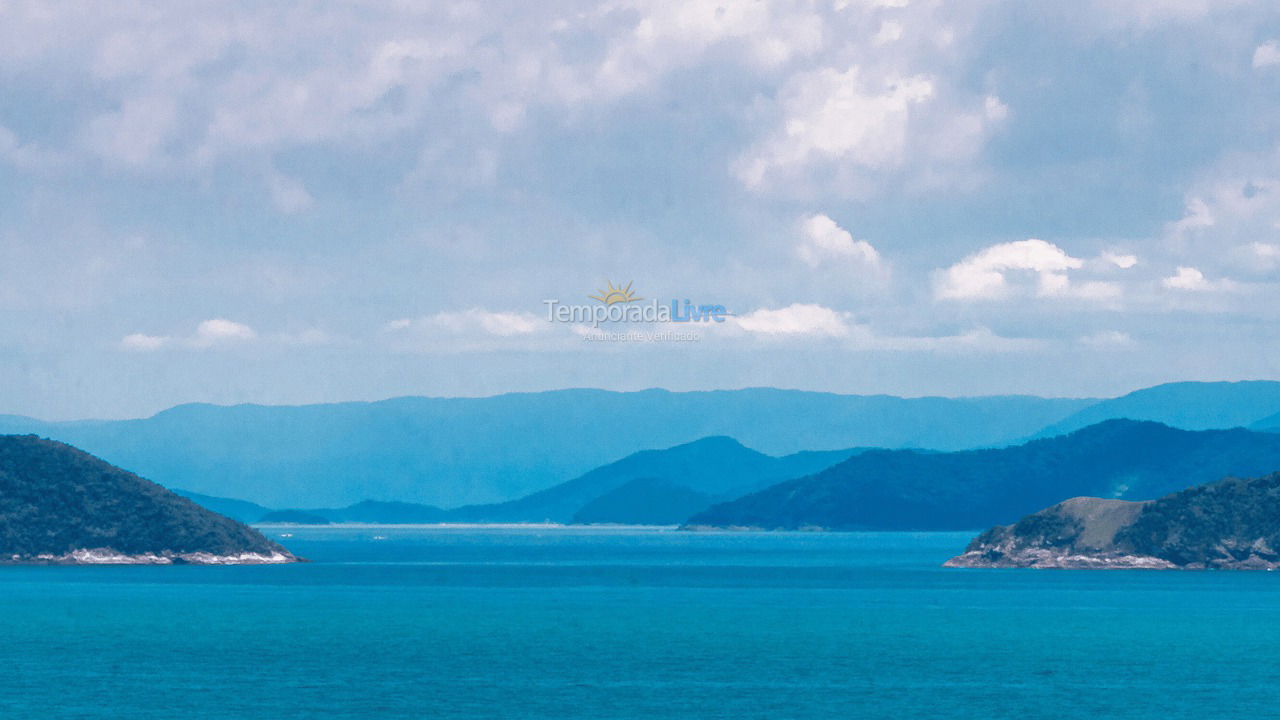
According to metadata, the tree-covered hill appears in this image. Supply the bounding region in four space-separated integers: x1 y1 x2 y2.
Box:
0 435 296 563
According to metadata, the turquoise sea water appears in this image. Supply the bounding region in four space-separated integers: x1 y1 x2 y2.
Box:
4 526 1280 719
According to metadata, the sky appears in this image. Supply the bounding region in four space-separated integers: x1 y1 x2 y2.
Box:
4 1 1280 419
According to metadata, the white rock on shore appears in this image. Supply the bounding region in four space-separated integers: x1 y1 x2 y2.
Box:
13 548 297 565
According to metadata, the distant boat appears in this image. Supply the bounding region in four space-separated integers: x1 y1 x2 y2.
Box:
372 535 387 540
279 533 293 538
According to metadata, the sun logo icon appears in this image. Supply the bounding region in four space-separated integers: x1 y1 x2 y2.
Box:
589 280 642 305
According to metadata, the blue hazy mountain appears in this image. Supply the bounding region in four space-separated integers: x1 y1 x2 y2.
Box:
1249 411 1280 431
689 420 1280 531
173 489 273 524
258 509 332 525
449 436 861 523
0 389 1094 507
1032 381 1280 438
174 492 449 525
318 500 449 523
571 477 716 525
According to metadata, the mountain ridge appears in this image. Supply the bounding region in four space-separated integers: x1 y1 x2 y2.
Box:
687 419 1280 531
0 388 1095 506
447 435 861 523
1031 381 1280 439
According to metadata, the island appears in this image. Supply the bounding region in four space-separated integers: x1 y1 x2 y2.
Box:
0 435 299 564
945 471 1280 570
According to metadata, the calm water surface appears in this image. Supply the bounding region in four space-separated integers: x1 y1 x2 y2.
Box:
3 526 1278 719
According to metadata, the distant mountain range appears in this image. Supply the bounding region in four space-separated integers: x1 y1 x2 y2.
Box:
448 436 860 524
7 381 1280 509
688 420 1280 531
186 436 859 525
1032 381 1280 438
947 471 1280 569
0 388 1096 507
0 436 296 564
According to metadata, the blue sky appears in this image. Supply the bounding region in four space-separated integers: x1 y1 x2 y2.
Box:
4 1 1280 418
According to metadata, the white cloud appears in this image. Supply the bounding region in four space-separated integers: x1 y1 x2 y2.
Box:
1246 242 1280 271
1080 330 1135 347
422 309 543 337
735 66 935 190
120 333 168 352
983 95 1009 122
1153 152 1280 284
1161 266 1236 291
119 318 256 351
385 318 413 331
727 302 1046 353
734 52 1009 197
839 325 1043 354
1254 40 1280 69
592 0 827 97
1099 251 1138 269
190 318 256 347
383 308 567 353
0 1 838 175
1165 196 1216 241
796 214 885 278
734 303 850 337
935 239 1092 300
0 2 1009 205
901 327 1045 354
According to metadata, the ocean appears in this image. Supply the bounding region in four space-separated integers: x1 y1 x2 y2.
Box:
3 526 1278 719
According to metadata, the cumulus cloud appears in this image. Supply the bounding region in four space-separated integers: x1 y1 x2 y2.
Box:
735 66 935 191
1160 266 1241 292
731 305 1043 353
1245 242 1280 271
934 239 1110 300
886 326 1044 354
1099 251 1139 269
1254 40 1280 68
1165 196 1216 242
733 303 851 337
190 318 257 347
119 333 168 352
796 214 885 278
0 2 1013 205
591 0 826 96
120 318 256 351
0 1 831 174
1161 158 1280 280
1163 266 1207 290
394 309 544 337
383 308 568 353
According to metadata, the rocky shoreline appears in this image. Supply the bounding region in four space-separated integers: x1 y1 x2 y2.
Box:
945 475 1280 571
944 548 1177 569
4 548 298 565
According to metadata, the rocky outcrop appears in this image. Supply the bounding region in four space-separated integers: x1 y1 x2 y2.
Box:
946 473 1280 570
